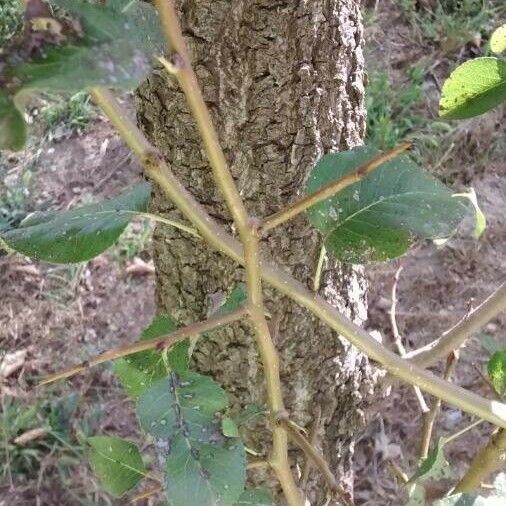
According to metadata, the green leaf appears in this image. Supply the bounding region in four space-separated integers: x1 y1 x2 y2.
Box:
487 349 506 396
453 188 486 239
235 488 272 505
49 393 80 438
222 417 240 438
408 438 453 484
481 335 501 354
137 373 246 506
114 315 190 399
0 92 27 151
13 41 152 93
50 0 165 55
305 146 467 264
9 0 164 95
214 285 248 316
1 182 151 263
439 57 506 119
87 436 145 497
490 24 506 54
234 403 266 426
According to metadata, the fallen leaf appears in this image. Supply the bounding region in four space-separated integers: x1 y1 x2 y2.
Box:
125 257 155 276
0 349 28 379
14 427 48 446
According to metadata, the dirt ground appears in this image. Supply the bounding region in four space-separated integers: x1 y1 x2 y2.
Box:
1 1 505 505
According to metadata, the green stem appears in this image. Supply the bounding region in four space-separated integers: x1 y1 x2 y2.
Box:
89 88 506 429
152 2 304 504
453 428 506 493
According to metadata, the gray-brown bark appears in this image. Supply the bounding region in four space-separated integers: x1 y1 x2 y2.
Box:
136 1 378 503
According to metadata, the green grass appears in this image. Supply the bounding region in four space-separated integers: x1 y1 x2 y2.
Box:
0 0 23 47
40 92 97 139
365 65 427 150
0 165 34 233
400 0 505 52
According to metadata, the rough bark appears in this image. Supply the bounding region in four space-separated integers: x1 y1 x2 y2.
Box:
136 1 378 503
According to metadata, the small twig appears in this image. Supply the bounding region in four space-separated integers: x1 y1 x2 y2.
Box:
445 419 484 445
131 485 162 502
280 417 354 506
453 428 506 494
386 460 409 485
300 406 322 490
406 282 506 368
261 143 411 233
390 266 429 413
313 245 326 293
39 306 247 385
419 352 458 458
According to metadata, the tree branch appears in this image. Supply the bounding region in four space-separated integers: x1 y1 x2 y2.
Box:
89 87 506 429
453 428 506 494
419 352 458 458
39 306 248 385
280 416 354 506
261 143 411 233
152 2 304 504
406 282 506 368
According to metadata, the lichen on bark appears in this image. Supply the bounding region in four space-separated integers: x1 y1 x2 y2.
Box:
136 1 379 502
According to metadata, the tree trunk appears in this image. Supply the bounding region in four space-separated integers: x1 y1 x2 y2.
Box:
136 1 378 502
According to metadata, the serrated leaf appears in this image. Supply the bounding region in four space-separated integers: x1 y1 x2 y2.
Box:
137 373 246 506
439 57 506 119
114 315 189 399
87 436 145 498
305 146 467 264
235 488 272 505
409 438 453 483
490 25 506 54
0 92 27 151
487 349 506 396
165 434 245 506
1 182 151 263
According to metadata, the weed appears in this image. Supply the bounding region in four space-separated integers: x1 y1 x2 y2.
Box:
109 219 153 262
365 65 427 150
400 0 505 52
0 165 34 233
0 0 23 47
40 92 96 140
